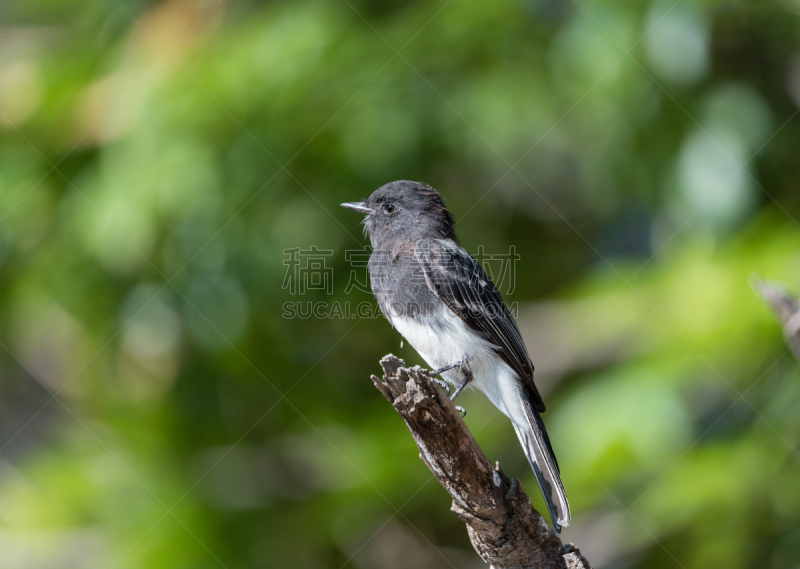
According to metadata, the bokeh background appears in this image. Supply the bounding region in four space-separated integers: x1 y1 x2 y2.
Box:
1 0 800 567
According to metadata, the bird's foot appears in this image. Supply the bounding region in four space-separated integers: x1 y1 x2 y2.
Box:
428 358 472 413
430 376 450 397
431 357 470 376
450 368 473 403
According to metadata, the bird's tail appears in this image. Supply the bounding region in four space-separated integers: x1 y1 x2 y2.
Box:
511 392 571 535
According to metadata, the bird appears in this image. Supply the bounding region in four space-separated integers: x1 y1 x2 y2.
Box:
341 180 570 534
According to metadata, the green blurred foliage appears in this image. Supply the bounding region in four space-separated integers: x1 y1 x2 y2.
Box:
1 0 800 567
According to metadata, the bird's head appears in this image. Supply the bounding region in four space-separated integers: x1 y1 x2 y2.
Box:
341 180 456 247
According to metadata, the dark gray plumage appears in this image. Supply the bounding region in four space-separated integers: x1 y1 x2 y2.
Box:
342 180 570 534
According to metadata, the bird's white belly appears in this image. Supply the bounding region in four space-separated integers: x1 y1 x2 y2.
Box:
391 309 526 423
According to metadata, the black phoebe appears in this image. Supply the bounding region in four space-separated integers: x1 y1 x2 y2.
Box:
342 180 571 534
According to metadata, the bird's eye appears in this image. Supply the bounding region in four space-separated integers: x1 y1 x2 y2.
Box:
384 204 395 213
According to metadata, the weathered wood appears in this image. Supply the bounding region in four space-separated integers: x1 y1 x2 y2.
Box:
371 354 592 569
754 278 800 361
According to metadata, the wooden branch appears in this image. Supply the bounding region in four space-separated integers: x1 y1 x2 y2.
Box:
371 354 592 569
753 277 800 361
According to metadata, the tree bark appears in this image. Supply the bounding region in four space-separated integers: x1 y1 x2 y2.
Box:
754 277 800 361
371 354 592 569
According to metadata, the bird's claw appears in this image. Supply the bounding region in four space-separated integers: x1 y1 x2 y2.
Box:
430 376 451 397
455 405 466 418
432 357 470 376
450 368 473 403
428 358 473 406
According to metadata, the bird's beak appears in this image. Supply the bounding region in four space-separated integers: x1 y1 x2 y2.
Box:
340 201 373 214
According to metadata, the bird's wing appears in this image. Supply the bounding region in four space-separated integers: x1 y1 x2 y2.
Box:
414 238 545 412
